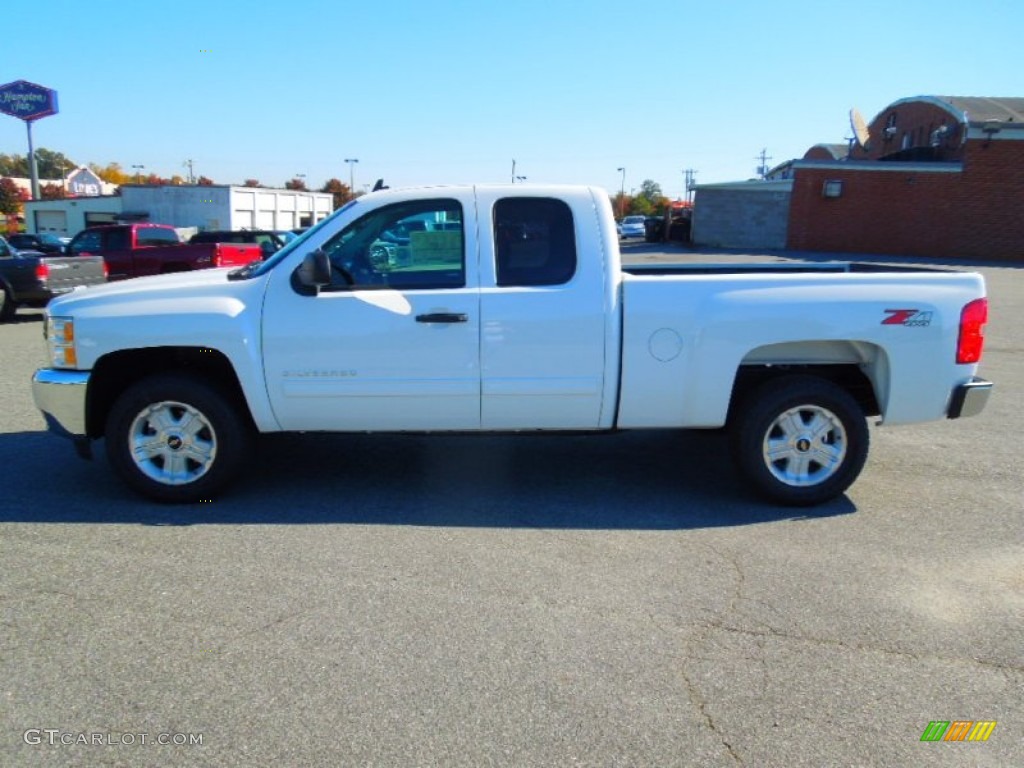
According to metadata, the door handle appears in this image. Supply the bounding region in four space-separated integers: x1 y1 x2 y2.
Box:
416 313 468 324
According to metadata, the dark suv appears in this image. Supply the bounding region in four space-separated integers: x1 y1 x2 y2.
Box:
7 233 67 254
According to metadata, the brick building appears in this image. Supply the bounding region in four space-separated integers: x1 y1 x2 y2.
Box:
787 96 1024 261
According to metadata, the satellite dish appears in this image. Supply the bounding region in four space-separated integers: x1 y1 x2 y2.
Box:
850 107 870 149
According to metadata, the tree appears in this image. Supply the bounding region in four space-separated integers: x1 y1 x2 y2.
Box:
320 178 353 210
144 173 167 185
284 177 308 191
0 149 77 179
0 177 22 214
89 162 131 185
243 179 262 187
196 176 215 186
0 154 28 177
169 175 185 185
34 148 77 179
40 183 66 200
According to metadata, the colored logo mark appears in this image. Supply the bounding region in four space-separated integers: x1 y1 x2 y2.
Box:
920 720 996 742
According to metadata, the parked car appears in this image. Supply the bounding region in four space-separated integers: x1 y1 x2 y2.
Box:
7 233 67 254
619 215 646 239
189 230 286 258
0 235 106 322
32 184 992 506
67 224 262 281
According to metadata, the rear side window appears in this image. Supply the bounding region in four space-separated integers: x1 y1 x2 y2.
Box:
137 227 180 246
494 198 576 287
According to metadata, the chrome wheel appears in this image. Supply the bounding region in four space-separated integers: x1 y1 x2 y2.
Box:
128 400 218 486
762 404 847 487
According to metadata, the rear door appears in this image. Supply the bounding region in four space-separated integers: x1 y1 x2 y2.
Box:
475 190 611 429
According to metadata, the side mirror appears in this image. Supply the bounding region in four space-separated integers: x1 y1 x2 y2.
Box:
293 249 332 295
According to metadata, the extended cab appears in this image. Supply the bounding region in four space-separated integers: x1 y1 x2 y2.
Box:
31 185 992 505
66 223 262 281
0 235 106 322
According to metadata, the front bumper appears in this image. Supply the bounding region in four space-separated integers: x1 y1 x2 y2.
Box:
947 377 993 419
32 368 90 444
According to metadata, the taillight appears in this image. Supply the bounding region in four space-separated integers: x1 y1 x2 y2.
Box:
36 263 50 281
102 260 109 279
212 245 222 268
956 298 988 364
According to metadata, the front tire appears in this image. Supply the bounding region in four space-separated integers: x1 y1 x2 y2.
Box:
730 375 869 506
105 373 252 503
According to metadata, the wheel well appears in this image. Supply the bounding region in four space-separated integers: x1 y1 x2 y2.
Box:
86 347 251 438
729 364 880 422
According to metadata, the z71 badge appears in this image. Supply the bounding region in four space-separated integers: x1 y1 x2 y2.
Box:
882 309 933 327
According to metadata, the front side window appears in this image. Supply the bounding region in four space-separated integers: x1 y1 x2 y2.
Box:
494 198 576 287
319 199 464 290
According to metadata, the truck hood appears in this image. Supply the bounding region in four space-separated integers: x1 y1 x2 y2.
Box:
46 268 259 317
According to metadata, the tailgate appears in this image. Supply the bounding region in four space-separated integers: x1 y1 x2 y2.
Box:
40 256 107 294
215 243 262 267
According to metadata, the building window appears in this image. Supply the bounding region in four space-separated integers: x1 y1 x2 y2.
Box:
822 180 843 198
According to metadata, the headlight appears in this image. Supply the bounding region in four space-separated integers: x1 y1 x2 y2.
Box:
47 316 78 368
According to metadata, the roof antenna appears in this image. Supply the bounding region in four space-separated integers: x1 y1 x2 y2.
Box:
372 179 388 192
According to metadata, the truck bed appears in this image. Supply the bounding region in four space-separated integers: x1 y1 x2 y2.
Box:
622 261 949 276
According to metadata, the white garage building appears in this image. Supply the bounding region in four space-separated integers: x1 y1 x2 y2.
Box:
24 184 334 237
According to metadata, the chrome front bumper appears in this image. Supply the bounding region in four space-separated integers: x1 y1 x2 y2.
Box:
32 368 90 439
947 377 993 419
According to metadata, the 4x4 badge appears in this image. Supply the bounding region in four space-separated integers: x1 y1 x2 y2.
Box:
883 309 933 327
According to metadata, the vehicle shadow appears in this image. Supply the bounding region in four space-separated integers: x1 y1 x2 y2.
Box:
0 430 856 529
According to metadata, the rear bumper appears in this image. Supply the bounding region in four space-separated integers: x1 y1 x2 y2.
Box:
947 377 993 419
32 368 90 439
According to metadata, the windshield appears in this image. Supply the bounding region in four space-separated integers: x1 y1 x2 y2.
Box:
241 199 360 278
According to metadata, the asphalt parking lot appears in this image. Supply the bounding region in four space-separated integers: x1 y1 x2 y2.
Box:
1 244 1020 767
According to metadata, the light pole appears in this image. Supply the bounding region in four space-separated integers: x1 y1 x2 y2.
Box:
344 158 358 195
616 167 626 218
132 164 145 184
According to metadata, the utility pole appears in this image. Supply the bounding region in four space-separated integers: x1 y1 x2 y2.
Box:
616 167 626 218
683 169 697 204
344 158 358 195
754 148 772 179
183 159 195 184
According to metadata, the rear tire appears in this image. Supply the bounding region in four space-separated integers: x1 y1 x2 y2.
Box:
0 286 15 322
730 375 869 506
105 373 253 503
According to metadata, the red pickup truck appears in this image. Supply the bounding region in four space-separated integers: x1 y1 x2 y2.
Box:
66 224 262 281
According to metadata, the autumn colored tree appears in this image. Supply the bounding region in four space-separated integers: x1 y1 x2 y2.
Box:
40 183 66 200
284 178 308 191
320 178 353 210
169 175 185 185
0 177 23 214
196 176 215 186
144 173 168 185
89 162 132 185
243 179 262 187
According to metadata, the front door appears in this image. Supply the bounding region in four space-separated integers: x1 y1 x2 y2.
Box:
262 195 481 431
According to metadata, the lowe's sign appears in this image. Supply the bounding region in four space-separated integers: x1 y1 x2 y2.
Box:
0 80 59 122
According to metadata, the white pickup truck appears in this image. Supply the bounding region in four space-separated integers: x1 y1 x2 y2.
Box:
32 184 992 505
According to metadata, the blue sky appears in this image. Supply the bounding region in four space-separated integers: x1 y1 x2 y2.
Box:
2 0 1021 197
